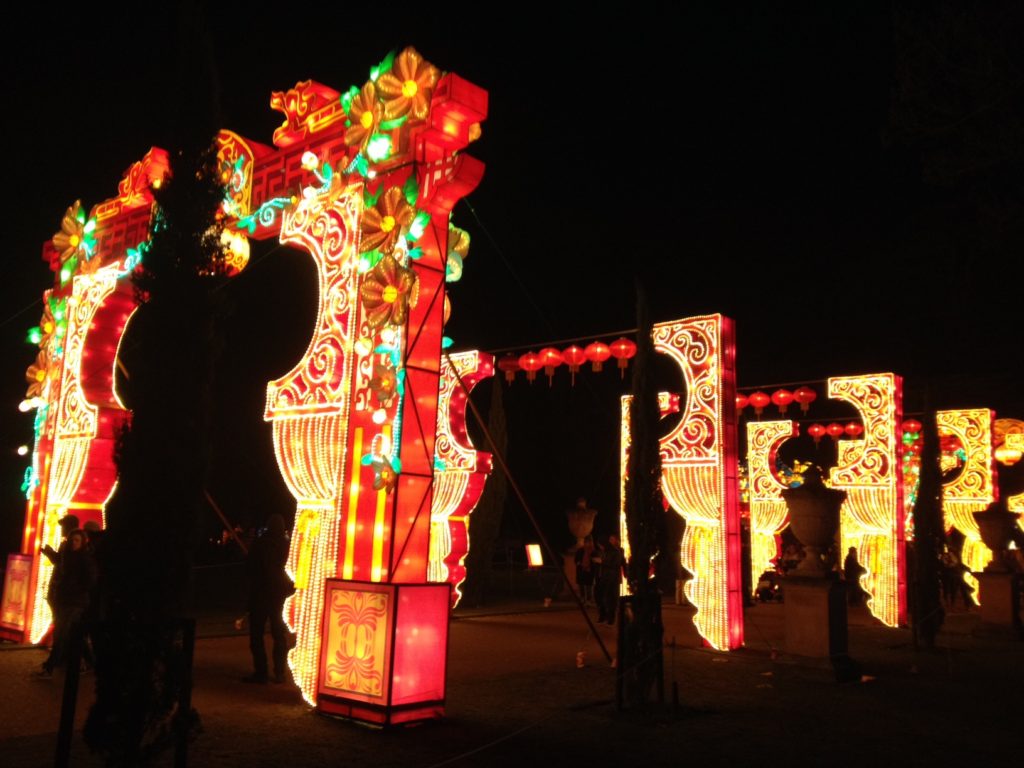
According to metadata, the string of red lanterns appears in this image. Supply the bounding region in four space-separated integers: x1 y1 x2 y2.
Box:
496 337 638 384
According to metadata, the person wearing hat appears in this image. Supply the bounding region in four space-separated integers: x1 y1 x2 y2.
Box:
37 528 96 677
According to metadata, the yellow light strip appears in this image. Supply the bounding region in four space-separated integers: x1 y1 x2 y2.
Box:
746 420 796 591
828 374 904 627
344 428 363 581
938 408 995 604
652 315 741 651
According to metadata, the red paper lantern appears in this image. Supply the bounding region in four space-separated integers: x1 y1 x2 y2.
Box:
793 386 817 414
808 423 826 444
518 351 542 383
538 347 564 385
609 337 637 378
844 422 864 437
562 345 587 385
584 341 611 372
902 419 922 434
826 422 845 439
748 391 770 417
771 388 793 414
497 354 520 383
736 393 749 412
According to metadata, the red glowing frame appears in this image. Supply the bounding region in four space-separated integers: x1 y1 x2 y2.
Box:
653 315 742 651
429 351 494 607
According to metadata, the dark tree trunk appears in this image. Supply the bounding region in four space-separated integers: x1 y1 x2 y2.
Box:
911 409 945 650
618 281 664 709
84 141 227 764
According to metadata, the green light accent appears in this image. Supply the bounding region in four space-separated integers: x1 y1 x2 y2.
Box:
379 115 407 132
346 154 370 177
321 162 334 183
75 209 86 224
402 175 419 206
361 453 374 466
407 246 423 261
364 185 383 208
59 266 72 286
434 457 447 472
83 218 96 235
441 336 453 349
390 456 402 473
362 250 383 272
370 50 396 82
341 85 359 115
408 211 431 241
445 252 463 282
366 135 392 162
26 327 42 345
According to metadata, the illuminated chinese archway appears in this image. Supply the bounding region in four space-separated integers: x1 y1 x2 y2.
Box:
429 351 494 607
828 374 905 627
9 49 488 725
938 408 996 602
746 420 797 591
652 315 742 651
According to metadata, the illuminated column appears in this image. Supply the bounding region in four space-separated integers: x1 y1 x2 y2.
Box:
938 408 996 602
619 392 679 572
653 315 742 650
1006 432 1024 522
265 186 363 704
28 265 126 643
828 374 905 627
429 351 493 607
746 420 797 592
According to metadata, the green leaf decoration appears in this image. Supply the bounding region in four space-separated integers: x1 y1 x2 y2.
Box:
442 336 454 349
402 175 419 206
363 185 383 208
408 211 431 241
379 115 408 131
361 453 374 466
26 327 42 345
407 246 423 261
366 135 392 162
378 50 396 76
341 85 359 115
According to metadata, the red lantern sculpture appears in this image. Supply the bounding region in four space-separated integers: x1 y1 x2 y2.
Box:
808 423 826 444
497 354 519 383
771 388 793 414
826 422 845 439
844 422 864 437
748 391 770 417
562 345 586 385
538 347 563 386
736 393 749 412
584 341 611 372
793 386 817 414
609 337 637 378
518 351 542 383
902 419 922 434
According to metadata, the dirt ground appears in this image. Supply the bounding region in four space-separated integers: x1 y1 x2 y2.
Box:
1 599 1020 767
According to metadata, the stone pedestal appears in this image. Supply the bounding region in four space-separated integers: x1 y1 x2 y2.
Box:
783 576 848 659
974 571 1021 631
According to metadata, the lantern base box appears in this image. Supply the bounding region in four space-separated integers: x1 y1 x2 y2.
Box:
782 576 848 660
316 580 451 726
0 626 26 643
973 572 1022 635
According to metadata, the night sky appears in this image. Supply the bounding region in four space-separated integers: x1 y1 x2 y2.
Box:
2 5 1022 554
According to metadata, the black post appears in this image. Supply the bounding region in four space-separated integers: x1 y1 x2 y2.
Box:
174 618 196 768
54 625 83 768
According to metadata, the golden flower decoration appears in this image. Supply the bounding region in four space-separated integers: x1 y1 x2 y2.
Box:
449 225 470 259
25 350 51 399
360 253 418 330
345 81 383 151
369 363 398 405
376 47 439 122
360 186 414 255
52 201 86 263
